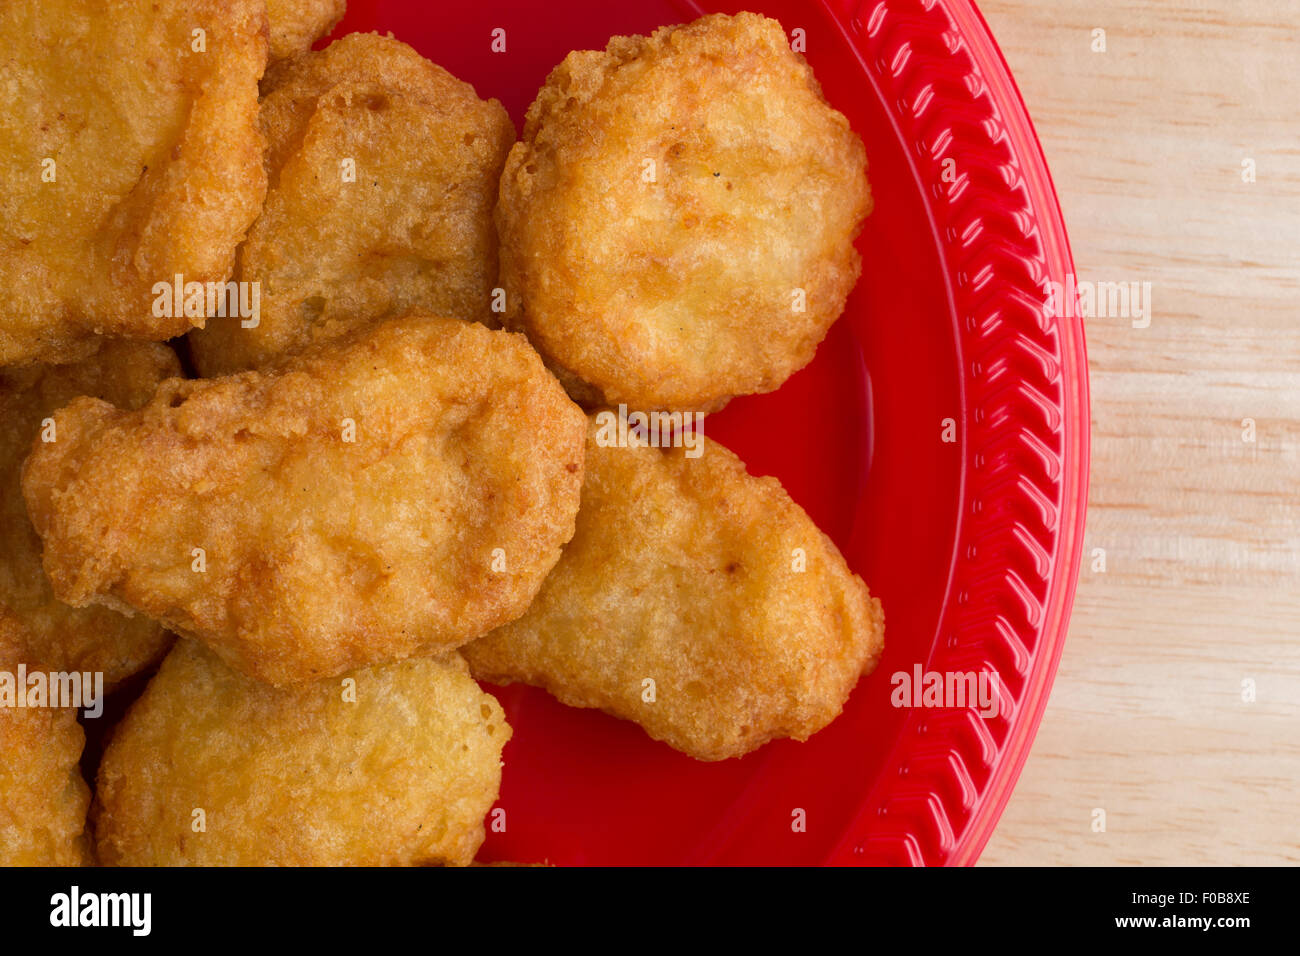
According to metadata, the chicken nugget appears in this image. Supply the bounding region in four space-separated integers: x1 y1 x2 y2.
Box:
0 0 267 366
0 611 92 866
0 342 179 687
496 12 872 412
267 0 344 61
188 33 515 376
94 640 509 866
23 316 587 686
465 416 884 761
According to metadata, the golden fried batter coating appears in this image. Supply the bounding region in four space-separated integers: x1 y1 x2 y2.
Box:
0 342 179 687
464 417 884 761
496 12 872 411
189 33 515 376
94 640 509 866
24 316 586 686
0 612 92 866
267 0 344 61
0 0 267 366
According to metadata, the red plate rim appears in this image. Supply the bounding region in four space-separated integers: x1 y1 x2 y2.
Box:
816 0 1090 865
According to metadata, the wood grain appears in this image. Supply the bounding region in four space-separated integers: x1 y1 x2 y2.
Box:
973 0 1300 865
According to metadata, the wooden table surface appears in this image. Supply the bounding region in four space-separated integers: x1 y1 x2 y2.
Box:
970 0 1300 865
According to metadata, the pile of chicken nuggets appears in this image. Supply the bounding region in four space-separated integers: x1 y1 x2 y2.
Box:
0 3 881 866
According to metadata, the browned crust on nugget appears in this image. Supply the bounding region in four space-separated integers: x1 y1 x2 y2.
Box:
0 342 179 686
189 32 515 376
496 12 871 411
266 0 345 61
0 610 92 866
464 416 884 761
23 316 587 686
0 0 267 365
94 640 509 866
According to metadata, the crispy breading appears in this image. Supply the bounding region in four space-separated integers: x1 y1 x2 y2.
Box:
267 0 344 61
0 342 179 687
0 611 92 866
23 316 587 686
188 33 515 376
94 640 509 866
0 0 267 366
496 12 871 411
464 417 884 761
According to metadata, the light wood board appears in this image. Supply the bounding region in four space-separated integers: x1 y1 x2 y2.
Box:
972 0 1300 865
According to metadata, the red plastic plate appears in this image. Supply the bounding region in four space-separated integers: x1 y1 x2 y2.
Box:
334 0 1089 865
